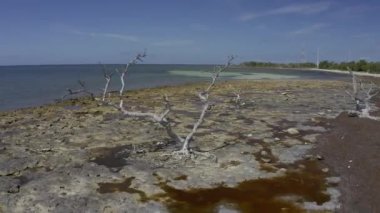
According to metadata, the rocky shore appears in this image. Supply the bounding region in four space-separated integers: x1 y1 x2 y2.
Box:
0 79 376 212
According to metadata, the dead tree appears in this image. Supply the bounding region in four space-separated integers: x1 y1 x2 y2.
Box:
116 50 147 97
100 64 115 102
110 54 234 158
173 56 235 156
107 51 184 144
61 80 95 101
346 71 380 120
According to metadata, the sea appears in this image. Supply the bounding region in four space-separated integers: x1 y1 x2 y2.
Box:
0 64 348 111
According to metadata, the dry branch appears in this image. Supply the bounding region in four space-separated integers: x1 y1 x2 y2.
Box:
61 80 94 101
346 71 380 120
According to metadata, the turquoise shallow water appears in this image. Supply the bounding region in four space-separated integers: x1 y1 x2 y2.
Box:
0 64 347 111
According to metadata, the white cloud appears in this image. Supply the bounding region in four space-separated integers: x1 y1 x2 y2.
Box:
290 23 327 35
239 2 331 21
71 30 139 42
152 39 194 47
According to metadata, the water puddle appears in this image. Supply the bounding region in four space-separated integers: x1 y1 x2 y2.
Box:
152 160 330 213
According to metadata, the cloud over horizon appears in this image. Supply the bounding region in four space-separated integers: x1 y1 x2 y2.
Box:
239 2 331 21
70 30 140 42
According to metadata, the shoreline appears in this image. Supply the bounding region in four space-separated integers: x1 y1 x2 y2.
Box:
0 73 346 112
309 68 380 78
235 65 380 77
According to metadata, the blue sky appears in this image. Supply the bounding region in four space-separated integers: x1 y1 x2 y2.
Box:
0 0 379 65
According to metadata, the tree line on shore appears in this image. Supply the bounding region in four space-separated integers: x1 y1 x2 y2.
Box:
241 60 380 73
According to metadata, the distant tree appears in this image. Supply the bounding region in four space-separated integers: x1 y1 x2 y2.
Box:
356 60 368 72
318 60 331 69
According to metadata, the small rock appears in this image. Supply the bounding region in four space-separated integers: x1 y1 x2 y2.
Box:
262 158 271 163
279 168 287 172
247 134 253 137
326 177 341 184
286 128 299 135
156 141 165 146
322 168 329 173
7 185 20 193
311 117 320 123
260 150 268 156
316 155 324 160
348 111 359 117
274 137 280 141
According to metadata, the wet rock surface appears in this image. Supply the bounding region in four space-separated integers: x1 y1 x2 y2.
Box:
0 80 355 212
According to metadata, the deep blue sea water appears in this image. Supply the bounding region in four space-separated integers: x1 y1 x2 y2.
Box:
0 64 348 111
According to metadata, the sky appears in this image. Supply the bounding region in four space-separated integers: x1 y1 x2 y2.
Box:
0 0 379 65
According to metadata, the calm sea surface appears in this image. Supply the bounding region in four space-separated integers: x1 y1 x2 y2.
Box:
0 64 348 111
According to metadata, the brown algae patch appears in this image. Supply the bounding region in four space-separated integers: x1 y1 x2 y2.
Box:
97 177 147 201
153 160 330 213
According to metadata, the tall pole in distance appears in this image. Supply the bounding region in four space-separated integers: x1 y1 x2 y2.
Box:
317 48 320 69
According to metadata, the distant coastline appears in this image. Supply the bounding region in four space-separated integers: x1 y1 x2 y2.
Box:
240 59 380 75
235 65 380 78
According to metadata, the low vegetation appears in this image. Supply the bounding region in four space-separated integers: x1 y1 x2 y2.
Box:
242 60 380 73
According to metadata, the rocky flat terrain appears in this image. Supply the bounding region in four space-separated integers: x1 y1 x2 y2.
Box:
0 79 365 212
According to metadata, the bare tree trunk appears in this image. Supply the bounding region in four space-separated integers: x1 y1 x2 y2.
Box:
118 51 146 98
173 56 235 156
119 72 126 97
179 103 209 154
100 64 114 102
102 77 111 102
